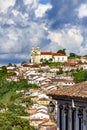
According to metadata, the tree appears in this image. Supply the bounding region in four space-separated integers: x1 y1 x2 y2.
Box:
40 58 43 63
22 97 33 108
48 58 53 63
69 53 81 59
8 63 12 66
56 68 63 75
14 125 22 130
73 70 87 83
0 102 6 111
57 49 66 55
0 66 7 78
0 112 35 130
69 53 76 57
21 61 27 65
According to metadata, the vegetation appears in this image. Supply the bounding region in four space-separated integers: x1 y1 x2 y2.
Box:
49 62 64 67
57 49 66 55
40 58 52 65
40 58 64 67
0 67 39 114
56 68 63 75
68 53 81 59
73 70 87 83
0 79 39 102
0 112 35 130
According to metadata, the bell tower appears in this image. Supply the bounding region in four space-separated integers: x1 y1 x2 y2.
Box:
30 47 41 64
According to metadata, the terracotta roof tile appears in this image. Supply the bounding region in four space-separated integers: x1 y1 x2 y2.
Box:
41 52 66 56
52 53 66 56
41 52 52 55
48 81 87 99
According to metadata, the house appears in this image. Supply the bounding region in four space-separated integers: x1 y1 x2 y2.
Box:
48 81 87 130
50 78 75 87
30 47 67 64
39 119 57 130
37 98 50 106
80 57 87 63
29 112 50 120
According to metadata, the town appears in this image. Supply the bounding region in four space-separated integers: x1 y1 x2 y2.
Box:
0 47 87 130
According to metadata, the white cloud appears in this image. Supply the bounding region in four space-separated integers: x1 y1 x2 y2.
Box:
77 3 87 18
0 21 48 54
24 0 39 9
7 19 15 25
12 10 19 16
48 26 83 53
35 3 52 18
0 0 16 13
14 54 29 59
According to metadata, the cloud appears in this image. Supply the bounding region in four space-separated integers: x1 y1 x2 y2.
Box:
48 26 83 54
0 0 16 13
24 0 39 9
35 3 52 18
77 3 87 18
0 0 87 65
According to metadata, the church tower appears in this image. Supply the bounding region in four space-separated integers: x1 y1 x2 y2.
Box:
30 47 41 64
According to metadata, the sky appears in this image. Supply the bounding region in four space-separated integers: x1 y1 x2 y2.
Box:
0 0 87 65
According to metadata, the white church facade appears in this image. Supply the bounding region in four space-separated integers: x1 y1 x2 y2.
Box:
30 47 67 64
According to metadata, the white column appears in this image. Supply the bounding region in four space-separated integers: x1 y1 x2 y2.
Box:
75 108 79 130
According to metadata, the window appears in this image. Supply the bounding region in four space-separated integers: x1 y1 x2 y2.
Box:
58 57 60 61
62 57 64 61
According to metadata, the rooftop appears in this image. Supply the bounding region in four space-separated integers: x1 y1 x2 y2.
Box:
48 81 87 101
41 52 66 56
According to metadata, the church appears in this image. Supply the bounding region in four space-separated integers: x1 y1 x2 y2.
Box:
30 47 67 64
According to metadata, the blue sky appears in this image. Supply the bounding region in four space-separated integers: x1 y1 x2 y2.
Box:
0 0 87 65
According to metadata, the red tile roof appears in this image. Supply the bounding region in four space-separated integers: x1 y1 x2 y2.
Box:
53 53 66 56
41 52 52 55
48 81 87 100
41 52 66 56
64 62 77 66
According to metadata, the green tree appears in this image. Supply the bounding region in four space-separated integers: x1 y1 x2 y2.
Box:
8 63 12 66
73 70 87 83
0 112 35 130
40 58 44 63
69 53 76 57
14 125 22 130
69 53 81 59
7 103 27 116
22 97 33 108
57 49 66 55
56 68 63 75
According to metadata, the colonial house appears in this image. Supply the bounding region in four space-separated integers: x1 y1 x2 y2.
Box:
29 112 50 120
48 81 87 130
30 47 67 64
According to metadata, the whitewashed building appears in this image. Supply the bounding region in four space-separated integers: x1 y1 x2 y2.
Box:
29 112 50 120
30 47 67 64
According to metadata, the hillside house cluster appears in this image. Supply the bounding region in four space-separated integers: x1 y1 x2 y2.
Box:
3 52 87 130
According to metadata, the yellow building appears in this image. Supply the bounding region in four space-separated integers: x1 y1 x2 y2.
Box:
37 98 50 106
